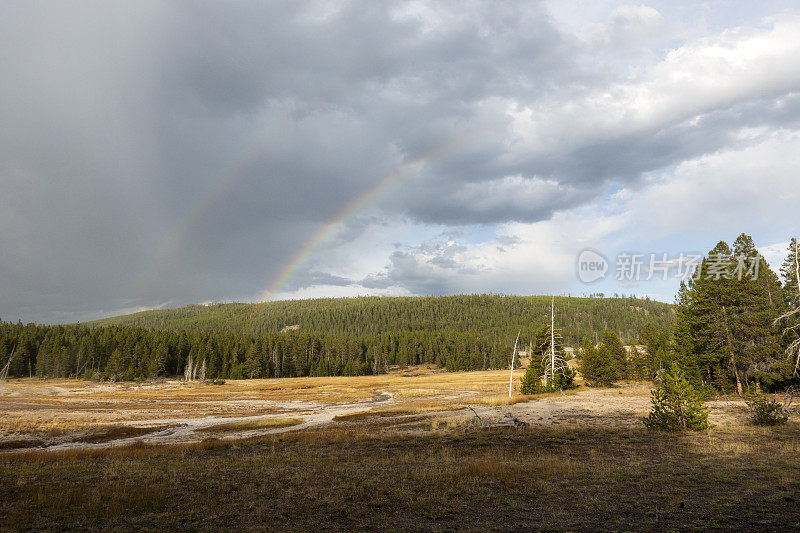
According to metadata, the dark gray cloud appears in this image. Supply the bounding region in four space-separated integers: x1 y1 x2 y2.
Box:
361 237 486 294
1 1 799 322
279 271 355 293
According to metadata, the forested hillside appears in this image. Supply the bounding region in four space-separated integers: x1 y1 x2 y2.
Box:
90 295 674 346
0 295 673 381
0 321 509 381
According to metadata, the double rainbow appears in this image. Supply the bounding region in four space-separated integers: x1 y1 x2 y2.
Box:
135 122 495 306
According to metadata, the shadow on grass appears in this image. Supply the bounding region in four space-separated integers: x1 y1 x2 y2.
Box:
1 423 799 531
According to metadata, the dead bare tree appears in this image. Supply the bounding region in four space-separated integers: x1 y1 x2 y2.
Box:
184 355 194 381
0 345 16 383
774 239 800 375
466 406 486 428
541 297 569 388
782 385 797 413
508 330 520 397
502 409 528 430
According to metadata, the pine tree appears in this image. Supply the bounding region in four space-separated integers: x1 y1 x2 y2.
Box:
599 330 626 380
148 342 168 377
626 345 648 380
780 238 799 306
579 337 617 387
244 343 261 378
638 323 660 360
520 363 541 394
776 237 800 376
731 234 783 390
106 348 125 381
676 238 783 394
643 362 709 431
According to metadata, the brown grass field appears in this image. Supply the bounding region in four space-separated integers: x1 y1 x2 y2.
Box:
1 367 799 531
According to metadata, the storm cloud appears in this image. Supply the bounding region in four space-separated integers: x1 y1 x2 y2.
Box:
2 1 800 322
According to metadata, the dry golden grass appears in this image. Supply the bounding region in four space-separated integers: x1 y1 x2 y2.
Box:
459 455 532 480
475 393 538 406
456 449 579 481
0 412 166 443
430 414 473 430
196 417 302 432
1 436 229 462
0 367 532 441
1 414 110 435
3 423 800 531
333 409 414 421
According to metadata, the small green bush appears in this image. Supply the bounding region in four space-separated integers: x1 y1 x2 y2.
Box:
644 362 709 431
746 395 788 426
520 365 575 394
211 378 226 386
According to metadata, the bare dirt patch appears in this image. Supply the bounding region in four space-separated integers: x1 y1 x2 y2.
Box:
0 369 770 452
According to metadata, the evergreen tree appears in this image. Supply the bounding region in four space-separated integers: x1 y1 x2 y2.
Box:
520 363 541 395
579 337 617 387
776 238 800 377
780 238 799 306
599 330 626 380
643 362 709 431
626 345 648 380
244 343 261 378
520 324 575 393
148 342 168 377
674 237 783 394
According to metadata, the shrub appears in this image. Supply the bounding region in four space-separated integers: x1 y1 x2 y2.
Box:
643 363 709 431
519 364 541 395
520 364 575 394
746 395 788 426
550 366 576 391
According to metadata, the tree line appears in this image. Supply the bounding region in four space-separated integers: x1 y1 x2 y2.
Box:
90 294 673 346
0 294 671 381
0 322 514 381
577 234 800 394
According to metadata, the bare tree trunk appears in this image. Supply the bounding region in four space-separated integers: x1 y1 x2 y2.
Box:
0 346 15 382
184 356 193 381
549 296 556 387
508 330 520 398
794 240 800 374
722 306 743 396
774 240 800 375
795 239 800 296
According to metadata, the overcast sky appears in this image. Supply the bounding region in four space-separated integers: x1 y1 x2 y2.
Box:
2 1 800 324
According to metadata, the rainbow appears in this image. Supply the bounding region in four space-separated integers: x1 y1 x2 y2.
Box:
135 120 498 306
260 137 466 300
132 116 290 302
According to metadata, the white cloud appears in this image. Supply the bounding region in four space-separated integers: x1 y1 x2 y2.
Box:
619 129 800 239
4 2 800 321
760 241 791 273
281 124 800 302
582 4 670 47
508 12 800 162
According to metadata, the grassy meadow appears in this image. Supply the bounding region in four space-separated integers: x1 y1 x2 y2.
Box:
1 369 799 530
1 423 799 531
